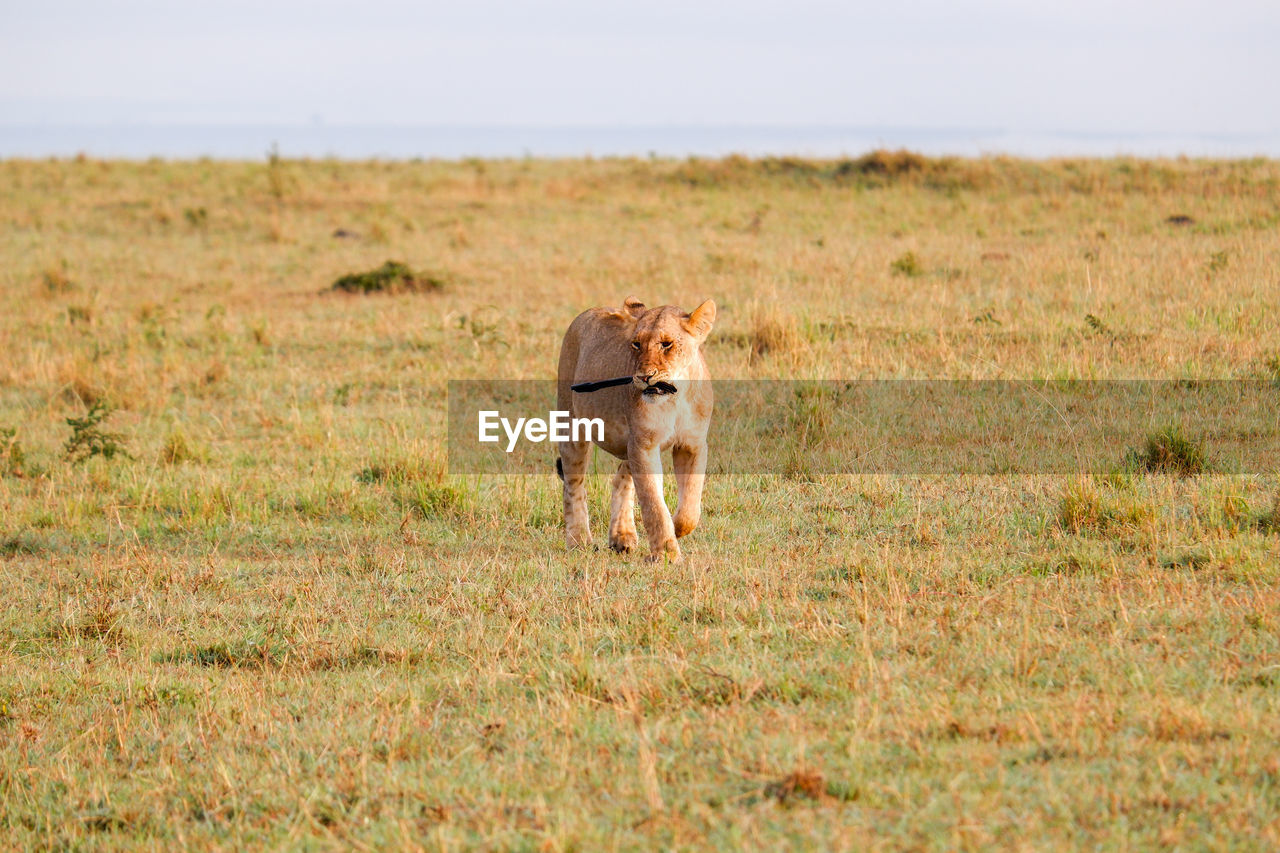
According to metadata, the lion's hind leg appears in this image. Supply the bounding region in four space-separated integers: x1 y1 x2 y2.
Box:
608 461 638 553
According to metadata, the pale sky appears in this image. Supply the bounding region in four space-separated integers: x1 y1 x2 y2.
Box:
2 1 1277 137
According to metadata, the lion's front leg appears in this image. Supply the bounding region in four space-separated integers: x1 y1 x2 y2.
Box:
560 441 592 549
608 461 638 553
628 443 679 563
672 443 707 538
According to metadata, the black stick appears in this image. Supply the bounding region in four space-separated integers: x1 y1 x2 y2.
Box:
571 376 633 393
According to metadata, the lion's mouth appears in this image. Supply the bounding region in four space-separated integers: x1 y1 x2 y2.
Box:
641 381 678 397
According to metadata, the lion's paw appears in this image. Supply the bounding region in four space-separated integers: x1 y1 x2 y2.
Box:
609 531 638 553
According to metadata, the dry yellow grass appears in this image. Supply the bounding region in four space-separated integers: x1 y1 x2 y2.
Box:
1 154 1278 849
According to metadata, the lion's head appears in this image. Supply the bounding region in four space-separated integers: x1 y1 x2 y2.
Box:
622 296 716 394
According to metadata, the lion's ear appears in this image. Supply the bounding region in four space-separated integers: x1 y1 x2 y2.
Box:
622 296 647 319
684 299 716 341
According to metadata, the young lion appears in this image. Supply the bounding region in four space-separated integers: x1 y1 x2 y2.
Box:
556 296 715 563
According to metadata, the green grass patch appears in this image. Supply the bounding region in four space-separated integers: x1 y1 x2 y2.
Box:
330 260 448 294
1125 426 1208 476
890 251 924 277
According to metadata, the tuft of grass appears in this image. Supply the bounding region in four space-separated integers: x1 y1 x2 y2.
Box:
842 148 929 178
1160 550 1211 571
356 458 433 485
1258 490 1280 533
746 301 803 364
160 429 207 465
66 305 93 325
266 142 289 203
1262 353 1280 383
1058 478 1153 535
1 426 26 477
51 600 129 644
1058 480 1106 534
397 480 472 519
672 150 954 190
41 264 77 294
762 769 831 806
160 640 421 671
1125 426 1208 477
890 251 923 277
331 260 448 295
64 401 131 463
1 531 53 556
1030 550 1112 576
1206 250 1229 274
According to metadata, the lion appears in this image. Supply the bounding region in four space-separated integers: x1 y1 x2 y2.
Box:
556 296 716 563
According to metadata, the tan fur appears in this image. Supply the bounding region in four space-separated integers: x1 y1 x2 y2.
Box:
556 297 716 563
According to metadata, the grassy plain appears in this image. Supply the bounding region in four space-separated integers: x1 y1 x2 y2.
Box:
1 152 1279 849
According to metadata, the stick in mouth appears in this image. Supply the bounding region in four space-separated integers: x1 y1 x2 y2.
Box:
570 376 632 393
571 377 677 396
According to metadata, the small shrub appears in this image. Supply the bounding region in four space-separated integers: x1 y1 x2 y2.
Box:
1084 313 1115 338
331 260 447 295
64 402 131 464
668 151 961 190
890 251 923 277
1 427 25 477
1125 426 1207 477
842 149 928 178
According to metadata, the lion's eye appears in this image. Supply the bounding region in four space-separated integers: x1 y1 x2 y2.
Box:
660 340 673 349
631 341 641 350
